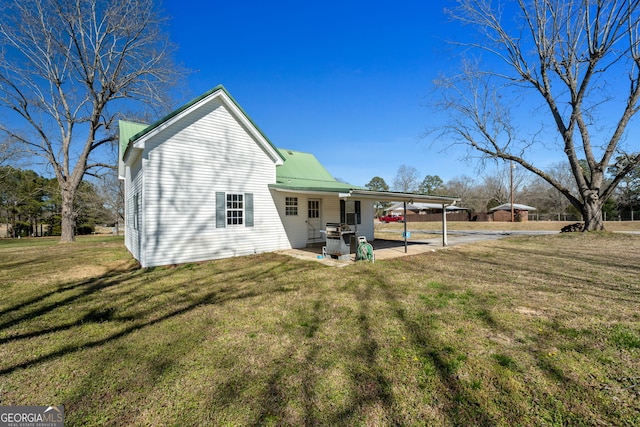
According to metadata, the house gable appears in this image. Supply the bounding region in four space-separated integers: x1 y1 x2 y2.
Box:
121 85 284 167
121 87 292 267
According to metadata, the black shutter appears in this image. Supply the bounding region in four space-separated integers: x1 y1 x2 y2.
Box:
340 199 345 223
355 200 361 224
216 192 226 228
245 193 254 227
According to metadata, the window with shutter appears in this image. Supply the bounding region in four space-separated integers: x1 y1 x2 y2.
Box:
216 192 226 228
216 192 253 227
245 193 253 227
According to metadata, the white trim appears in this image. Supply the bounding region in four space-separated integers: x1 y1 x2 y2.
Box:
270 187 352 197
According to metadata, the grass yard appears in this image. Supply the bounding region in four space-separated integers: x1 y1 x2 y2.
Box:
0 233 639 426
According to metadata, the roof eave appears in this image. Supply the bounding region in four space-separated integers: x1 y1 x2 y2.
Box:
269 183 353 193
269 185 359 196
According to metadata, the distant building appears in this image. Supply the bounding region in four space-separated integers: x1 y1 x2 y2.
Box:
385 202 468 216
490 203 537 222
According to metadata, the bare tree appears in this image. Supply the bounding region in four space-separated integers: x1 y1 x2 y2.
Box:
610 157 640 217
0 0 182 242
525 171 577 219
0 135 21 167
392 165 420 192
478 163 529 208
434 0 640 230
443 175 481 211
99 169 125 235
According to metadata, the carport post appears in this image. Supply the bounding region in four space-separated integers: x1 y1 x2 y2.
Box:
442 203 448 247
403 201 408 253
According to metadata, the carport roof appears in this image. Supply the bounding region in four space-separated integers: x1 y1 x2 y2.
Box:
386 202 467 211
340 189 460 206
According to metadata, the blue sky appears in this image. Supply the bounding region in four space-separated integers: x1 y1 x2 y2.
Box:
163 0 472 187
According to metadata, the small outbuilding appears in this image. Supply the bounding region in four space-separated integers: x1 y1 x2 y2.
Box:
490 203 537 222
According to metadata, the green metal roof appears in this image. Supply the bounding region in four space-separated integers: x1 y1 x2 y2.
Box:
119 120 148 159
120 85 284 162
272 148 362 192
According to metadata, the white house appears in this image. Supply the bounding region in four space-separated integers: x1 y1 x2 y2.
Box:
119 85 459 267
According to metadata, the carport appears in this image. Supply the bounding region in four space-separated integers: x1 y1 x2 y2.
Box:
339 189 461 252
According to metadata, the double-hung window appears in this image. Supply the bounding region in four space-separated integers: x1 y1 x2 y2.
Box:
285 197 298 216
340 200 361 225
216 192 254 228
226 193 244 225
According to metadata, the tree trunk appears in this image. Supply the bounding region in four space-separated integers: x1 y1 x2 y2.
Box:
582 194 605 231
10 210 16 238
60 187 77 242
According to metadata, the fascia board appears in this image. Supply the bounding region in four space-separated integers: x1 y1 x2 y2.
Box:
124 146 143 168
269 186 352 197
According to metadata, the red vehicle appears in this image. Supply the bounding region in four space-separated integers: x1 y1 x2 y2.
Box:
379 214 404 223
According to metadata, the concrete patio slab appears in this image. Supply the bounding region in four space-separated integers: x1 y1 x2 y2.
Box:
277 230 560 266
278 238 446 266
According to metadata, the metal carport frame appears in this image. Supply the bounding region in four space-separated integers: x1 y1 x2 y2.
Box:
339 190 461 252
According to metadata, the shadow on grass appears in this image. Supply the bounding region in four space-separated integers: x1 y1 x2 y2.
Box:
0 256 306 378
3 236 637 425
364 269 498 426
244 266 494 425
0 267 139 340
322 281 400 425
459 239 640 301
217 300 326 426
376 242 640 424
200 262 502 425
0 306 117 345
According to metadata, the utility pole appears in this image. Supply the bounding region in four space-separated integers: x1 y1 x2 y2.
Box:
510 160 515 222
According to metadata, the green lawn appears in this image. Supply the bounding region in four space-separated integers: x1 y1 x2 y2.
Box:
0 234 639 426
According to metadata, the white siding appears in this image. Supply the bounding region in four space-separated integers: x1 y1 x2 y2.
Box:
139 98 289 267
124 159 143 262
271 191 308 248
358 199 375 241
